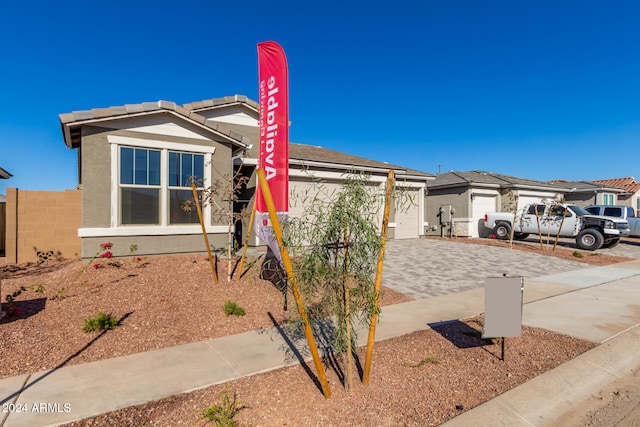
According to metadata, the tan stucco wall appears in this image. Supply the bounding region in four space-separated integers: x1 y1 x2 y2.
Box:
5 188 82 264
564 192 598 207
81 126 111 228
81 234 230 259
424 187 471 237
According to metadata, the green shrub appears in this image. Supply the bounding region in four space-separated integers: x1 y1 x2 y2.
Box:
223 301 245 316
83 312 119 332
198 384 247 426
572 251 584 258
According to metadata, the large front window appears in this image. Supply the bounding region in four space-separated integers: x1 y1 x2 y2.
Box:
118 146 206 226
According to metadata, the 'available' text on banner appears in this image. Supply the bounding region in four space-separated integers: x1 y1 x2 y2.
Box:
255 41 289 258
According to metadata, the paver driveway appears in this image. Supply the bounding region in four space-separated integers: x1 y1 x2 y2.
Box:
381 238 590 299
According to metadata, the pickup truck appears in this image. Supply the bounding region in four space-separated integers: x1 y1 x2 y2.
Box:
484 202 630 250
585 205 640 237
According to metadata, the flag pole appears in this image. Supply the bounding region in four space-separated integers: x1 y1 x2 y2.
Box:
256 168 332 399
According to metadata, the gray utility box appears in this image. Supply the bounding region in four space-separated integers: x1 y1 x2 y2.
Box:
482 276 524 338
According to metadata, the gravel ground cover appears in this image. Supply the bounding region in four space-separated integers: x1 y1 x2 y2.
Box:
0 239 632 426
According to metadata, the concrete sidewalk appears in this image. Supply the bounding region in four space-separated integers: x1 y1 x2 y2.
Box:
1 260 639 426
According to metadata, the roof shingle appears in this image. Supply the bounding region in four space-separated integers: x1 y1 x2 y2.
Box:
593 177 640 194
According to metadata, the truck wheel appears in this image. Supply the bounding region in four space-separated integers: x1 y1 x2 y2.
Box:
513 232 529 240
602 238 620 248
576 229 604 251
493 222 511 240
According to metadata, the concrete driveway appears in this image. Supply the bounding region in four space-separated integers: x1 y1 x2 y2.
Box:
382 238 593 299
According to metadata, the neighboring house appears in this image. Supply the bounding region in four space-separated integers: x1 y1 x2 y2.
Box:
425 170 569 238
549 180 628 207
60 95 434 258
593 177 640 214
0 167 12 180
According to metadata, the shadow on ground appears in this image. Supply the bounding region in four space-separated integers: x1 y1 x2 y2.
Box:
429 319 494 349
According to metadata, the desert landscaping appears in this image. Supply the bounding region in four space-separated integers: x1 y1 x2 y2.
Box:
1 237 638 426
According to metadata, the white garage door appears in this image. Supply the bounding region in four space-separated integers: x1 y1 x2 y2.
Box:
395 189 421 239
288 179 343 218
515 196 543 210
286 180 345 246
471 195 497 238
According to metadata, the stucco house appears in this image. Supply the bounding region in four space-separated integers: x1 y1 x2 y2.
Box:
593 177 640 213
549 180 628 207
60 95 434 258
425 170 569 238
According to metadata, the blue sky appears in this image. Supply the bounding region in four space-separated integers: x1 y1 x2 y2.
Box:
1 1 639 195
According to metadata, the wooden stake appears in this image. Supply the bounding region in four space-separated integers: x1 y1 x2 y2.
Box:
192 183 218 284
362 170 394 385
509 195 519 249
256 168 332 399
552 205 569 251
535 204 544 250
237 202 256 279
343 228 353 391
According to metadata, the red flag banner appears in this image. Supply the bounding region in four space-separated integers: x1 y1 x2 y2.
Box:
255 41 289 255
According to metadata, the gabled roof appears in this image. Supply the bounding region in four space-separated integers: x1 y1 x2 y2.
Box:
593 177 640 194
0 167 12 179
59 99 251 150
182 95 259 114
429 170 566 192
59 95 433 180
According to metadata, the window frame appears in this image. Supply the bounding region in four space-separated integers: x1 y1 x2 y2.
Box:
113 139 212 229
78 135 227 238
119 147 162 225
167 151 206 225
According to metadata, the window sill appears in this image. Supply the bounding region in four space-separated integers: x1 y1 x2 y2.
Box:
78 225 231 237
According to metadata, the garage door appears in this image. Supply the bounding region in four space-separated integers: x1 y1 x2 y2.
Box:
515 196 543 210
395 188 421 239
288 180 344 218
287 180 344 245
471 195 497 238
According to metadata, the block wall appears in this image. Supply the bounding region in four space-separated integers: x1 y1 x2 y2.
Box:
5 188 82 264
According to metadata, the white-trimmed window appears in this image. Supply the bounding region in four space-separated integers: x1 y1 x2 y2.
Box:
602 193 615 205
118 146 206 226
109 136 215 229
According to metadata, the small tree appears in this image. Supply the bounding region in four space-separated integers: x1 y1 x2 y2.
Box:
183 163 250 281
285 170 412 390
503 189 519 248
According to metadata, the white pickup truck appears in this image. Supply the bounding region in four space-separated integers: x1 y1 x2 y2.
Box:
585 205 640 237
484 202 630 250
